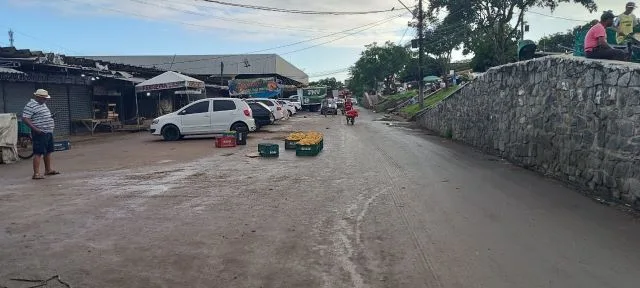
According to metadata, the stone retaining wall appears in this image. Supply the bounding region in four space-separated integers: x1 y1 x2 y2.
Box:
416 55 640 206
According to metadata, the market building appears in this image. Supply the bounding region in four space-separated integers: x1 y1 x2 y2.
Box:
1 47 308 137
82 54 309 88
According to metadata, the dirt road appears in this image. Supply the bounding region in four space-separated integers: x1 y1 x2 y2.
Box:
1 110 640 287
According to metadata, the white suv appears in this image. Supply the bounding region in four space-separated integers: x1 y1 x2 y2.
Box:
245 98 285 120
277 100 297 117
150 98 257 141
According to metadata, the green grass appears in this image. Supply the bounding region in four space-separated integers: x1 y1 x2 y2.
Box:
375 91 417 112
401 86 459 118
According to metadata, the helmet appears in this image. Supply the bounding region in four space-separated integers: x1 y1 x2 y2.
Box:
627 2 637 8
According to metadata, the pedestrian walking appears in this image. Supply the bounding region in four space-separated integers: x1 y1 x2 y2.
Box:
22 89 60 180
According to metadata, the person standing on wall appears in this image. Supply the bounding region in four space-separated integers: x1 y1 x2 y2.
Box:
22 89 61 180
585 11 629 61
615 2 639 44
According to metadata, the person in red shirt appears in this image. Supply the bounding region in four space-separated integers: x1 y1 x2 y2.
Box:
585 11 629 61
344 98 353 112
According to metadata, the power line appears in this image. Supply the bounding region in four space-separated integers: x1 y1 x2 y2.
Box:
398 26 410 45
172 12 408 75
0 26 83 54
527 11 590 23
197 0 398 15
128 0 338 33
137 12 409 68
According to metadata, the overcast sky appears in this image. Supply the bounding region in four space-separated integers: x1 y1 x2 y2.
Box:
0 0 630 81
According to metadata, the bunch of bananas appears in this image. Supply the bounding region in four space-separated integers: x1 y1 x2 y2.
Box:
286 132 307 141
298 131 323 145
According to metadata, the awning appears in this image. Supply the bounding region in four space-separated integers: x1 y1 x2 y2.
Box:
135 71 205 93
0 67 25 75
423 76 441 82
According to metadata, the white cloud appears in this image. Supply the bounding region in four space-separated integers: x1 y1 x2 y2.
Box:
10 0 412 49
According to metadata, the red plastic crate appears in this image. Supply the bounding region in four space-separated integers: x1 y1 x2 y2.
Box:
215 136 237 148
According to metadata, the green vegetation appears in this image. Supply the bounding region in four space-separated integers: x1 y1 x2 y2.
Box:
375 90 417 112
401 86 459 118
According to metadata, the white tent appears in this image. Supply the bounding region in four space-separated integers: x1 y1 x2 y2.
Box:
134 71 206 121
135 71 204 93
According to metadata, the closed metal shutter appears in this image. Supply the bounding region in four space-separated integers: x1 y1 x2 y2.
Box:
68 85 92 120
0 82 4 113
4 82 34 116
43 84 70 137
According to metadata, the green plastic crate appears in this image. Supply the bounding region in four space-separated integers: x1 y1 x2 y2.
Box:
17 120 31 134
258 143 279 157
284 139 298 150
296 142 322 156
222 131 236 137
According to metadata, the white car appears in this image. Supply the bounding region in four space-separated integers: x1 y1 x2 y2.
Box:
277 100 297 117
283 98 302 111
150 98 257 141
246 98 285 120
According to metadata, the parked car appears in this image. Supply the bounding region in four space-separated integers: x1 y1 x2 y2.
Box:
246 98 285 120
277 100 297 117
248 102 275 129
150 98 256 141
283 98 302 111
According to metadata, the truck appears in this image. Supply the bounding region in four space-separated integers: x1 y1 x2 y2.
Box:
297 86 328 112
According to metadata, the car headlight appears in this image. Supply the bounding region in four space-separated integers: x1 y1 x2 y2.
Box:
152 119 159 124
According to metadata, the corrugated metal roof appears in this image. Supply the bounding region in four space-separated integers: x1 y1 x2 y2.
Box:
0 67 25 74
81 54 308 84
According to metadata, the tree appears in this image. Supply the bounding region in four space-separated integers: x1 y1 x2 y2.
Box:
427 0 598 67
537 21 596 52
422 19 468 77
347 41 410 95
309 77 343 91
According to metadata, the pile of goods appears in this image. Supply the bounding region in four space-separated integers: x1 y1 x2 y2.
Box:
286 132 306 141
285 131 306 150
285 131 324 156
297 131 323 145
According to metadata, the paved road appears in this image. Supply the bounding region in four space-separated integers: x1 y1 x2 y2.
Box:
1 110 640 287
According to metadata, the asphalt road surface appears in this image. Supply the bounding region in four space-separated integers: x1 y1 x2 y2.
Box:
1 110 640 288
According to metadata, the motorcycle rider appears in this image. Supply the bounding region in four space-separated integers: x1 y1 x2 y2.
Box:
615 2 639 44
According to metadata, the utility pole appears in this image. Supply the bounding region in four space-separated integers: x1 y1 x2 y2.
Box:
417 0 424 108
220 62 224 86
8 29 14 47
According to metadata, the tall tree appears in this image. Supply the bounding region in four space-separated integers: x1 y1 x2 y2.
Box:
309 77 343 91
347 41 410 95
422 19 468 77
537 21 596 52
427 0 598 66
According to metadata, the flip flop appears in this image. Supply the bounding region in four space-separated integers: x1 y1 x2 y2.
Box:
32 174 45 180
45 171 61 176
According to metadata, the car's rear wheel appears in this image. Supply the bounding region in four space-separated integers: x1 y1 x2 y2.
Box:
162 125 181 141
230 122 248 132
288 110 293 117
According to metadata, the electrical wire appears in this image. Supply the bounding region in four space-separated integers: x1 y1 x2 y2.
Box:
527 11 590 23
197 0 398 15
398 26 410 45
136 12 409 68
0 26 83 54
128 0 338 33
